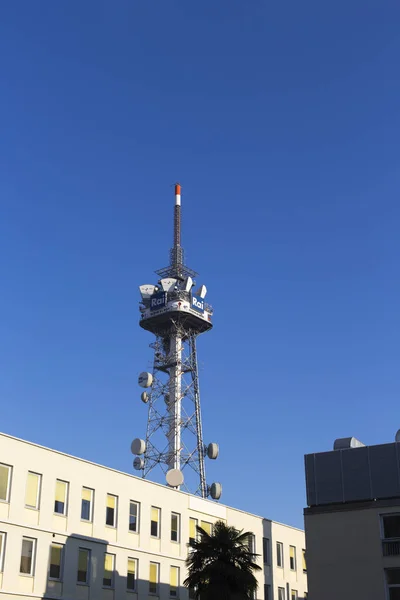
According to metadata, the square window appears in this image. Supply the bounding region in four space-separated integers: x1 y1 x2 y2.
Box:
276 541 284 567
77 548 90 584
106 494 117 527
103 553 115 588
20 537 36 575
289 546 296 570
49 544 63 580
81 488 94 521
170 565 179 598
129 501 139 533
54 480 68 515
25 472 41 509
149 562 159 595
171 513 180 542
0 465 12 503
151 507 160 538
127 557 137 591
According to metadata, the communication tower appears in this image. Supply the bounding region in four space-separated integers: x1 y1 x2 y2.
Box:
131 184 221 499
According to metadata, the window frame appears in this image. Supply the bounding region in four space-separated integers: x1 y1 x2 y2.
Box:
0 533 6 572
302 548 307 573
171 512 180 543
170 565 180 598
0 464 12 503
127 557 138 592
49 543 64 581
25 471 42 510
105 494 118 528
81 487 94 522
54 479 69 516
102 552 115 588
264 584 271 600
20 536 36 576
149 561 160 595
278 587 285 600
289 545 297 571
150 506 161 539
291 590 298 600
189 517 198 544
263 537 270 565
276 541 284 568
77 548 90 585
129 500 140 533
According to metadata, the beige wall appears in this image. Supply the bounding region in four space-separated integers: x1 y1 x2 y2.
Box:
263 520 307 600
305 504 400 600
0 433 268 599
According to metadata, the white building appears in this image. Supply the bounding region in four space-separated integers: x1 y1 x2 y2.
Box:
0 432 307 600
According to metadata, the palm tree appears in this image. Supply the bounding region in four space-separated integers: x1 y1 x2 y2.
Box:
184 520 262 600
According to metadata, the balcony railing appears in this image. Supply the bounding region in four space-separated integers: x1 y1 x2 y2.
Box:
383 538 400 556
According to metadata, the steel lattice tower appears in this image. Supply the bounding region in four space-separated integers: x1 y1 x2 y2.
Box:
131 184 221 499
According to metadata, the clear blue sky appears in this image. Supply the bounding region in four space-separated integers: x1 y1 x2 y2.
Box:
0 1 399 528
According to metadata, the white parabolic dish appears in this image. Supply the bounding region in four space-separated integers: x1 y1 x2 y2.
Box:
166 469 184 487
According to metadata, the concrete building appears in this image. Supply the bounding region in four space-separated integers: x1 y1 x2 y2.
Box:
0 432 307 600
304 435 400 600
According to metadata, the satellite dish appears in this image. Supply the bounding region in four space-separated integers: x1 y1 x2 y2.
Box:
181 277 193 292
131 438 146 455
139 284 156 299
207 443 219 460
196 284 207 299
141 392 149 404
133 457 144 470
396 430 400 443
160 278 178 292
138 372 153 388
210 482 222 500
166 469 184 488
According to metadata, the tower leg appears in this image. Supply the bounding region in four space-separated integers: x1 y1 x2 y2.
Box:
189 334 207 498
167 333 182 474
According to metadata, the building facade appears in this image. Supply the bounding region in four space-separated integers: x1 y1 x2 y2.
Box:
0 432 307 600
304 436 400 600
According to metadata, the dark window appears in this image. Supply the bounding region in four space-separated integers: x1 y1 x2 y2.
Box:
106 507 114 526
81 501 90 521
387 568 400 584
264 585 271 600
384 515 400 539
129 502 138 532
263 538 270 564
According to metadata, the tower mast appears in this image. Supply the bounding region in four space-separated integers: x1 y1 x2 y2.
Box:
132 184 221 499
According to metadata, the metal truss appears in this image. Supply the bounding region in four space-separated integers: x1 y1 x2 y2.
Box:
140 321 207 498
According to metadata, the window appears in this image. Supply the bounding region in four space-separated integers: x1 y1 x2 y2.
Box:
264 584 271 600
383 515 400 539
278 587 285 600
77 548 90 584
276 541 283 567
0 533 6 572
386 568 400 599
189 518 198 544
106 494 117 527
302 549 307 572
0 464 12 502
54 480 68 515
49 543 63 580
263 537 270 564
103 553 115 588
25 472 41 509
127 557 137 592
171 512 180 542
149 562 159 595
304 594 308 599
200 521 212 536
81 488 93 521
129 501 139 533
170 566 179 598
20 537 36 575
247 534 256 554
289 546 296 570
291 591 298 600
151 507 160 538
